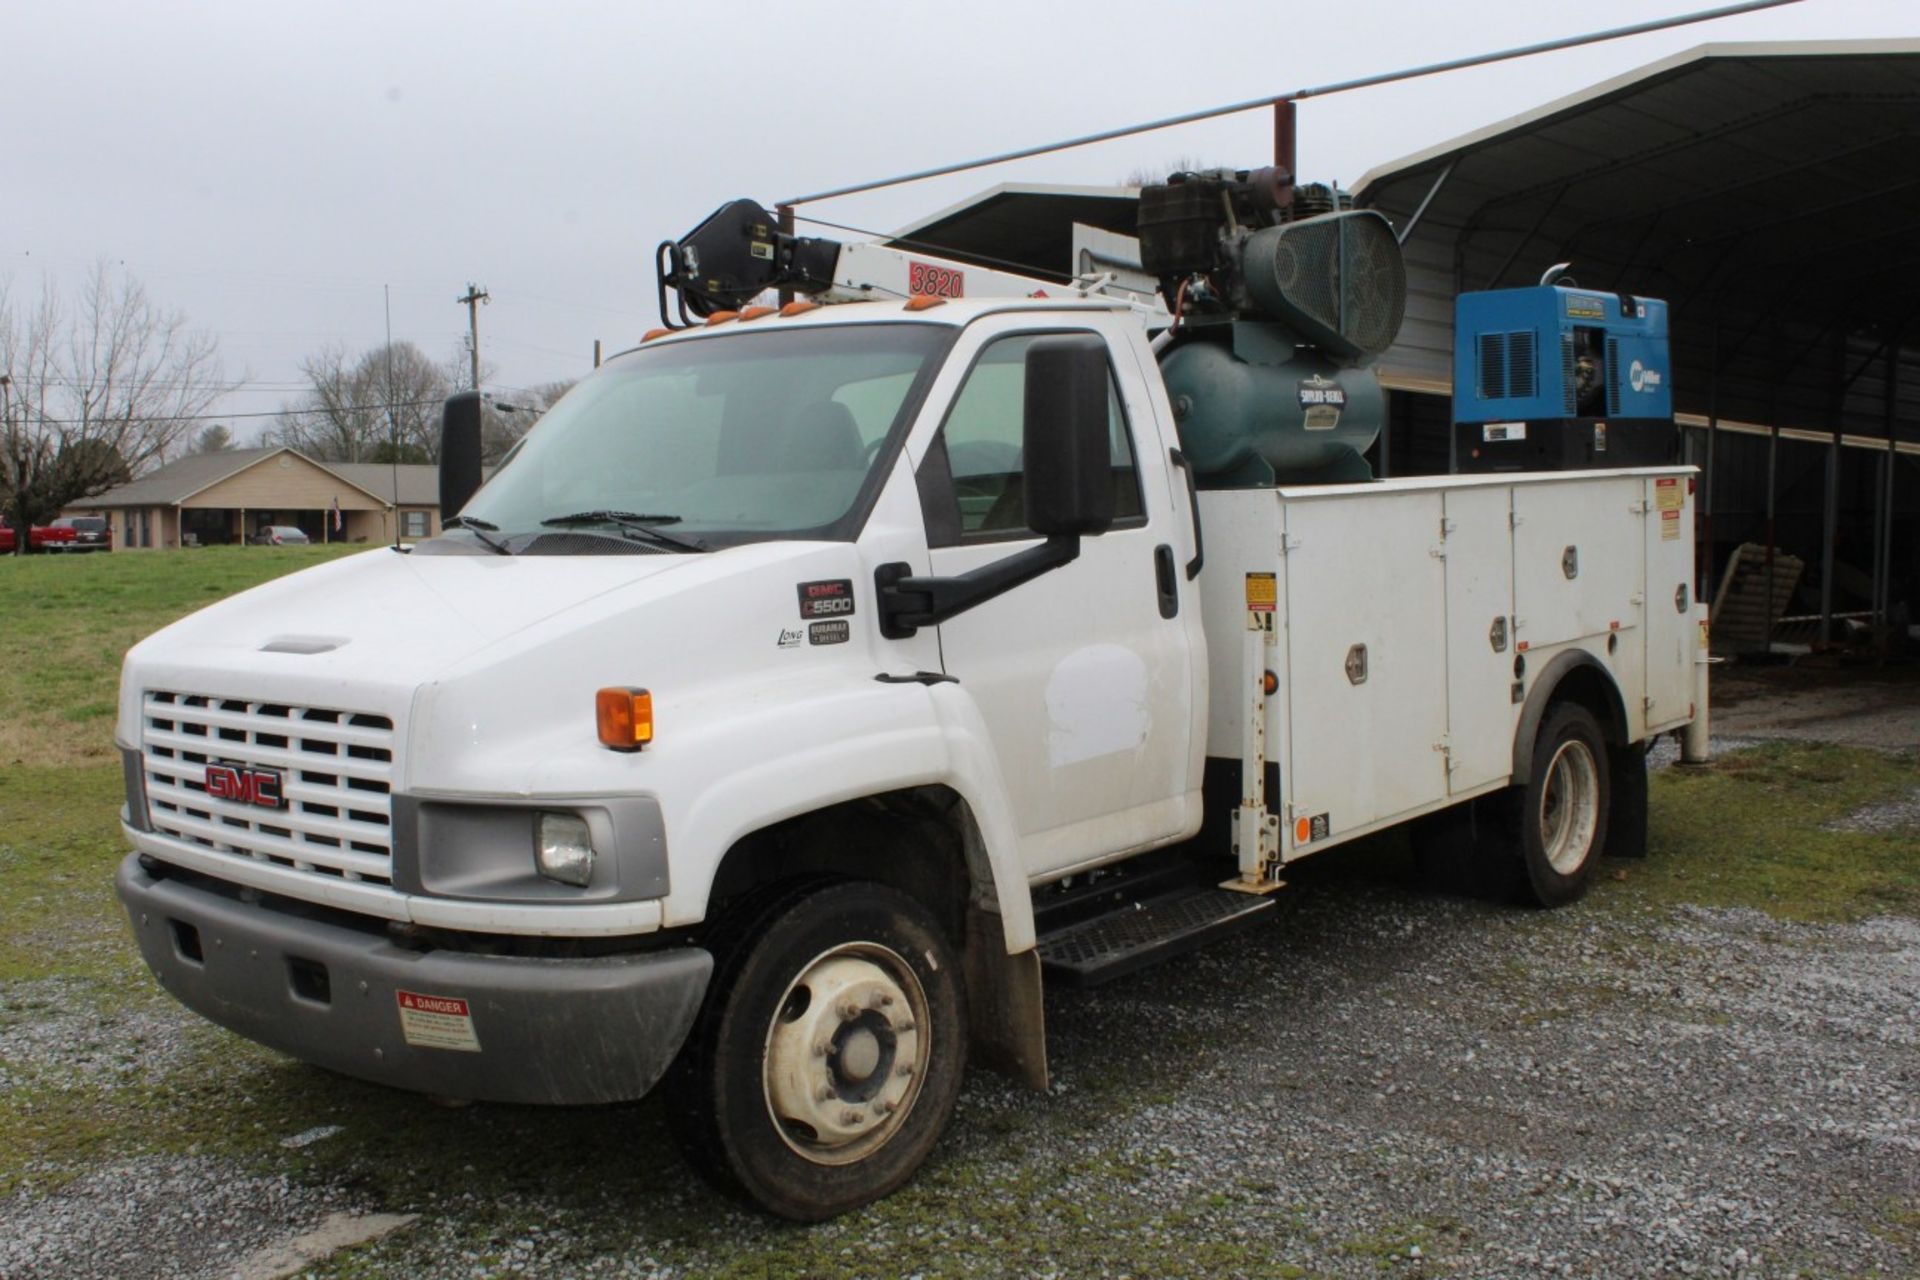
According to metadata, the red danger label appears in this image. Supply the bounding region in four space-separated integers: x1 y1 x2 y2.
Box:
398 992 469 1017
396 989 481 1051
908 261 964 298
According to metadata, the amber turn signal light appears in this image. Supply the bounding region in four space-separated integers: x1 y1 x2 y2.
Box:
596 687 653 752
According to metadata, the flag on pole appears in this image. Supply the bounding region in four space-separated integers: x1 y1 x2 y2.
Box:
331 495 343 535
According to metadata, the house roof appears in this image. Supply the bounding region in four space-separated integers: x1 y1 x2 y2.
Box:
327 463 443 507
78 447 441 510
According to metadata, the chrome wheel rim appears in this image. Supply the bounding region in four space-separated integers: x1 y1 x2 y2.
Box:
762 942 930 1166
1540 738 1601 875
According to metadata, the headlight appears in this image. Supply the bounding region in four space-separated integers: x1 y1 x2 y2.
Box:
535 812 594 887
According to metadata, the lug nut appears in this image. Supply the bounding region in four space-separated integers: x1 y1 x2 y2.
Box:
840 1001 861 1020
841 1109 864 1126
817 1085 835 1102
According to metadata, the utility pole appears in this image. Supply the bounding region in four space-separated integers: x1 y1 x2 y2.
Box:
456 283 490 390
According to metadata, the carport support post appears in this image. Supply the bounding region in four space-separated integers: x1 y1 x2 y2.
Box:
1702 312 1719 604
1820 329 1843 646
1881 330 1902 631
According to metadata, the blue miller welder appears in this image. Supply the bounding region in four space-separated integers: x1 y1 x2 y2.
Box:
1451 267 1676 472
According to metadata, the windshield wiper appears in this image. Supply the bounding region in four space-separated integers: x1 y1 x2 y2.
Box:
442 514 512 556
540 510 706 552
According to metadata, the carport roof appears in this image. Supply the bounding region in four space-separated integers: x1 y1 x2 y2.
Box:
879 183 1142 281
1354 38 1920 441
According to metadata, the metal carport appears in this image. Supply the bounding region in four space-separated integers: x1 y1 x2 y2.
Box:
1355 38 1920 651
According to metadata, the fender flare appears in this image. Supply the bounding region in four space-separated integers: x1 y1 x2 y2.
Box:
669 681 1036 952
1510 648 1629 786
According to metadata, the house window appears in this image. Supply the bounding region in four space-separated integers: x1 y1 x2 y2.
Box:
401 510 430 539
125 512 136 546
139 509 152 548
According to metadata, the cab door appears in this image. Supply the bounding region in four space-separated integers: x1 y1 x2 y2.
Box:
915 317 1203 878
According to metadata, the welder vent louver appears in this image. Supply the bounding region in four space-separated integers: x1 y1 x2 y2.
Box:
1562 334 1579 416
1606 337 1622 416
1241 210 1407 359
141 690 397 888
1477 330 1535 400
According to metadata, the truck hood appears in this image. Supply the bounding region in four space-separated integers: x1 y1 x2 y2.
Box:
117 541 867 766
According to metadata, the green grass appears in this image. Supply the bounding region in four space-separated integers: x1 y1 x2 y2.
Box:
1609 741 1920 922
0 544 364 768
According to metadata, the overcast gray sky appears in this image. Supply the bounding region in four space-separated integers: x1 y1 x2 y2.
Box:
6 0 1911 440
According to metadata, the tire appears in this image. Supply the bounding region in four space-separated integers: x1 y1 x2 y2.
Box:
1512 702 1611 907
665 880 966 1221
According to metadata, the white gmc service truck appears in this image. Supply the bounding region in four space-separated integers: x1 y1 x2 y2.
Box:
115 169 1708 1220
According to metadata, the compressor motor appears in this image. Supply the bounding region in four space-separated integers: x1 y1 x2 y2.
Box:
1136 168 1407 487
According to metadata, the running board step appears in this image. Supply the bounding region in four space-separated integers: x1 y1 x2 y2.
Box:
1036 886 1277 989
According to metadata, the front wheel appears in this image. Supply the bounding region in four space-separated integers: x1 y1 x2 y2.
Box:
1513 703 1612 906
666 881 966 1221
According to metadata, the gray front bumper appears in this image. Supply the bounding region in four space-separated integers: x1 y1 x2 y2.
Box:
117 854 711 1105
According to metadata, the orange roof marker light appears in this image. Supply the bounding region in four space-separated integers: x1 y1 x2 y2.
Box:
779 300 821 317
904 296 947 312
596 687 654 752
704 310 740 327
641 328 671 343
1294 817 1312 844
738 305 776 322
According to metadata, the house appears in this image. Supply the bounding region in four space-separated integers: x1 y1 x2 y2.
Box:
69 447 447 550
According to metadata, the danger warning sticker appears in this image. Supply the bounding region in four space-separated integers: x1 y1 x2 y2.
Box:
1655 476 1685 512
1661 508 1682 541
396 990 481 1052
1245 572 1277 613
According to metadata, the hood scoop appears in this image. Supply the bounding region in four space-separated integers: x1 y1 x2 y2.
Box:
260 635 348 655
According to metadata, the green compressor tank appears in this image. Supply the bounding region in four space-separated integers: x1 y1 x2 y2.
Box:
1160 320 1385 487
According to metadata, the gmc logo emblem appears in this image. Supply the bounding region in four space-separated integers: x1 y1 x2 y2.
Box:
797 578 855 620
205 762 285 809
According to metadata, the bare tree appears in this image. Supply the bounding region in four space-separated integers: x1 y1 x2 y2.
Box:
273 341 513 464
272 341 452 463
480 377 576 462
0 263 229 551
1121 156 1230 187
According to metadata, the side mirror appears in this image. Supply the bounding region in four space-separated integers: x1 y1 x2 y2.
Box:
1023 336 1115 538
439 391 484 520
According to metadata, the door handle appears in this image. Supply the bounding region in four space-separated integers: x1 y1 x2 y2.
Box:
1168 448 1205 579
1154 544 1179 619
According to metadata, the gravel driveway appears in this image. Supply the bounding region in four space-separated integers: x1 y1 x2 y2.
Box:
4 665 1916 1278
4 844 1915 1280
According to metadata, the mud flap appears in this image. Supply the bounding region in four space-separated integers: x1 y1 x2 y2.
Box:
964 905 1048 1091
1606 741 1650 859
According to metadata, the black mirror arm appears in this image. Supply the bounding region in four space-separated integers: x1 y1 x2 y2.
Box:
875 536 1080 639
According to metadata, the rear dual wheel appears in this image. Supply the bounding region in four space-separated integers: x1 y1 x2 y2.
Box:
1513 703 1611 907
667 881 965 1221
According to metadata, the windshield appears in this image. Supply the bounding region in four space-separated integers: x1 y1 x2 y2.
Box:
458 323 950 550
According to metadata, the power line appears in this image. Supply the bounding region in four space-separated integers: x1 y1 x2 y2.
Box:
780 0 1808 207
24 398 444 427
